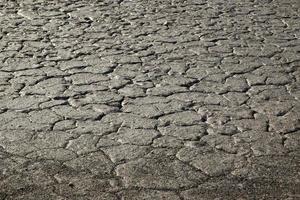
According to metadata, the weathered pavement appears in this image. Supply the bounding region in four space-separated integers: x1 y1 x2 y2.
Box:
0 0 300 199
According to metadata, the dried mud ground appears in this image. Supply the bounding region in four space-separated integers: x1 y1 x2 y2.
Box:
0 0 300 199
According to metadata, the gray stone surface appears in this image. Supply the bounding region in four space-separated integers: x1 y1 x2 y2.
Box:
0 0 300 199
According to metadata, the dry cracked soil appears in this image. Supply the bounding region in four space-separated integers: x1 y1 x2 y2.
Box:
0 0 300 199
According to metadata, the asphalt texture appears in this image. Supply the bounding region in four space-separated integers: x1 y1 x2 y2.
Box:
0 0 300 199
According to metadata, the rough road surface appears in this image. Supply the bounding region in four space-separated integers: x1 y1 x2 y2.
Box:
0 0 300 199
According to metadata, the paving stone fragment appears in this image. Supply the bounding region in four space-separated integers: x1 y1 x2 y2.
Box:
52 105 101 120
65 73 109 85
152 136 184 148
29 109 61 124
58 60 88 71
122 100 190 118
116 149 204 189
66 134 99 155
190 81 225 94
118 85 145 97
202 134 238 154
64 151 114 176
1 58 39 71
146 85 188 96
284 131 300 151
20 78 67 98
102 145 150 163
159 111 204 126
92 104 119 114
233 131 286 156
0 130 74 155
268 108 300 134
112 128 160 145
72 121 118 135
158 125 206 140
73 91 123 106
26 148 77 161
101 113 158 129
53 120 76 131
3 95 49 111
191 152 236 176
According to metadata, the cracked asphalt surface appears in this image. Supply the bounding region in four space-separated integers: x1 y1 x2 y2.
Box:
0 0 300 199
